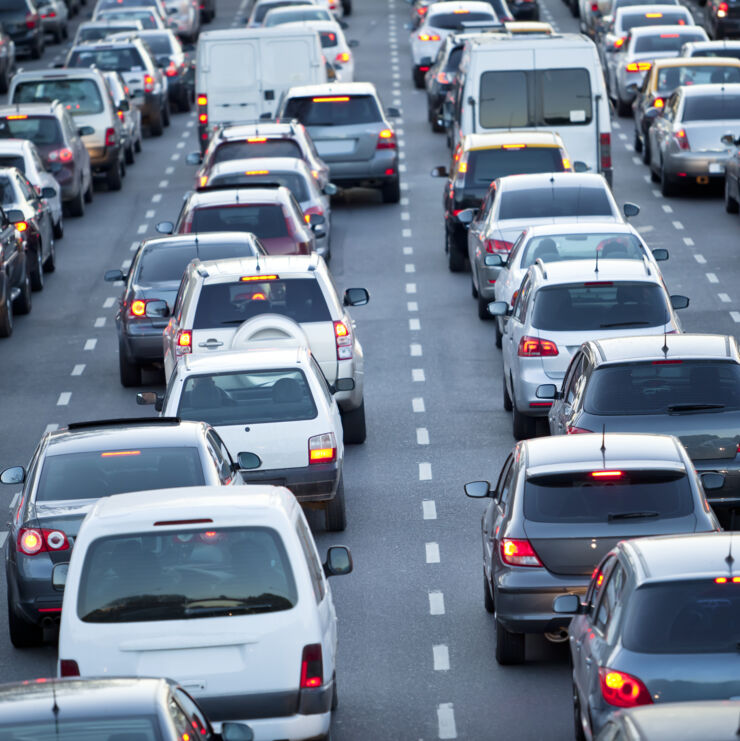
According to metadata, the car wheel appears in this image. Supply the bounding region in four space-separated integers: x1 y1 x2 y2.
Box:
119 340 142 387
616 97 631 117
725 176 739 214
641 136 651 165
135 133 142 153
381 177 400 204
84 174 94 203
150 112 164 137
650 161 659 183
495 618 525 665
477 291 491 320
7 593 43 648
163 102 171 127
572 678 588 741
633 128 642 153
660 162 676 197
483 572 494 613
0 289 12 337
43 238 55 272
495 319 503 349
341 399 366 444
30 246 44 291
446 229 466 272
331 674 338 710
471 277 478 298
180 88 192 113
503 376 513 412
325 477 347 532
125 141 135 165
512 397 537 440
107 161 123 191
53 215 64 239
13 266 32 316
68 183 84 217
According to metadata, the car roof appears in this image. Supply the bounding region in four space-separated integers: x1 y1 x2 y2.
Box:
589 333 736 363
497 171 609 191
0 103 62 116
426 1 497 13
531 258 657 284
187 186 291 206
219 122 299 139
467 31 590 48
523 222 638 237
629 24 700 36
208 157 310 176
616 701 740 739
140 232 261 252
462 130 564 150
285 81 378 98
650 55 740 68
677 82 740 96
70 38 142 49
683 39 740 48
179 346 309 374
279 18 344 31
12 67 105 81
0 139 33 154
195 253 322 280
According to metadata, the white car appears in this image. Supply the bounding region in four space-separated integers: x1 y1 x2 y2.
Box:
281 20 356 81
55 484 353 741
263 4 332 25
164 0 200 41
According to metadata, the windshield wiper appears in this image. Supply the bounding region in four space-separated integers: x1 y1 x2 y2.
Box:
608 511 660 521
183 594 293 616
82 594 187 621
667 403 726 413
599 321 651 328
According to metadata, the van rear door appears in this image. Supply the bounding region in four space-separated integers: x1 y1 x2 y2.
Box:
205 39 261 125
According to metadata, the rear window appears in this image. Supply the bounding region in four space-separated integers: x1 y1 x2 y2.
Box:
13 79 104 115
530 281 669 331
620 10 689 31
139 33 174 54
634 32 705 53
0 0 30 13
541 68 592 125
0 155 25 173
480 70 530 127
428 10 496 29
0 115 64 147
213 139 302 163
254 0 308 22
498 185 613 220
190 204 289 238
0 718 159 740
656 64 740 92
208 171 309 201
584 361 740 414
68 47 146 72
445 45 464 71
77 526 297 622
691 49 740 60
193 277 331 328
265 7 329 24
320 30 339 47
622 580 740 653
465 146 565 187
682 93 740 121
77 24 140 42
98 9 159 27
35 447 206 502
177 369 317 425
282 95 383 125
523 470 693 523
520 232 644 268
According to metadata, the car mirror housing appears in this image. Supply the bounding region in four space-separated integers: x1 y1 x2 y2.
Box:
487 301 510 317
145 299 169 318
323 182 338 196
700 472 725 491
41 186 57 199
670 294 689 310
536 384 558 400
324 545 353 577
573 160 590 172
156 221 174 234
334 378 355 392
5 209 24 225
456 208 477 224
237 451 262 470
652 248 668 262
221 723 254 741
51 563 69 592
622 202 640 218
484 254 504 267
464 480 491 498
721 133 737 146
0 466 25 485
104 269 125 282
553 594 581 614
185 152 202 165
430 165 448 178
644 107 661 121
78 125 95 137
343 287 369 306
386 106 401 118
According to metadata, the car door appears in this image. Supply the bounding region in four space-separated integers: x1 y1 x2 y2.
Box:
550 350 586 434
652 92 677 164
502 273 533 396
0 207 21 287
19 174 52 254
483 453 516 586
466 184 495 273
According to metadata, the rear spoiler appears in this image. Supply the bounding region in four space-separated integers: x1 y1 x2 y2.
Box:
196 182 285 192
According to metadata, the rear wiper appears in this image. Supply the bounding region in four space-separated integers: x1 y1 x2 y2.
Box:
608 511 659 521
599 321 651 328
667 403 726 413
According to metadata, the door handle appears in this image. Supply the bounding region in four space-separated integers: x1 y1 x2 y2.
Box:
198 339 223 348
584 657 592 666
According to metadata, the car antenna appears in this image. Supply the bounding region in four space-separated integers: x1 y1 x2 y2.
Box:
594 244 599 274
600 424 606 468
725 534 734 572
662 305 670 357
194 231 199 258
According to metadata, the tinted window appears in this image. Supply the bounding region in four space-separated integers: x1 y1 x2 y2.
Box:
283 95 383 125
193 277 330 327
140 33 174 54
635 32 706 53
480 70 530 127
656 64 740 92
620 10 689 31
428 10 495 29
523 470 693 522
178 369 317 425
77 526 297 622
0 155 25 173
682 93 740 120
584 361 740 414
98 9 159 27
320 30 339 47
190 204 289 238
254 0 309 22
691 49 740 60
498 185 613 220
541 68 592 125
531 282 669 331
13 79 104 115
445 45 464 71
0 718 159 740
265 7 329 24
0 176 17 205
213 139 302 163
208 171 309 201
622 580 740 653
68 47 145 71
520 232 645 268
78 23 140 41
35 447 206 502
465 146 565 187
0 115 64 146
0 0 31 13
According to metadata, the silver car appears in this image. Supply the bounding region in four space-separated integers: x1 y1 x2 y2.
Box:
163 0 199 42
38 0 68 43
556 533 740 739
103 70 143 165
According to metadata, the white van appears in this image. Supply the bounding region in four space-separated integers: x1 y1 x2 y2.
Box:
55 485 353 741
448 33 613 184
196 27 327 146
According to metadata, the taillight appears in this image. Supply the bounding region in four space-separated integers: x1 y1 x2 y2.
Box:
590 1 598 9
165 61 178 77
718 1 728 16
485 238 513 254
25 11 38 28
436 71 450 84
418 33 441 41
500 538 543 567
674 128 690 151
599 668 653 708
303 204 323 223
308 432 337 464
376 128 396 150
600 132 612 171
105 127 116 147
13 220 28 232
517 336 558 357
613 36 626 49
335 52 350 63
17 528 70 556
334 320 352 359
626 61 651 72
567 425 592 434
143 74 155 94
59 660 80 677
48 148 74 163
129 299 160 318
510 290 518 306
653 97 664 108
41 9 55 17
300 644 323 689
175 329 192 356
198 93 208 126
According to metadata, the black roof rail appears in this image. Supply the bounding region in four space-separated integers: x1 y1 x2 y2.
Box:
65 417 181 430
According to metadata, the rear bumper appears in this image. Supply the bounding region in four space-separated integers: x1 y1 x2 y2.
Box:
87 145 121 172
664 151 731 179
6 552 61 627
327 152 398 187
240 462 340 502
712 17 740 33
512 362 555 418
119 323 166 364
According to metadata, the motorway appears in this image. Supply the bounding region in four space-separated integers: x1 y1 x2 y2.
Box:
0 0 737 736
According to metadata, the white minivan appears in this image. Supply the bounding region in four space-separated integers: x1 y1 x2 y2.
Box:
55 485 353 741
447 33 613 184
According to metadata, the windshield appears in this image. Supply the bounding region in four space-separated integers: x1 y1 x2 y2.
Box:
68 47 146 72
98 9 159 27
78 526 297 622
520 232 644 268
656 64 740 92
498 186 613 220
682 93 740 121
208 172 309 201
464 146 565 188
0 718 160 740
427 10 496 29
622 580 740 653
35 448 206 502
13 79 104 115
213 139 302 163
177 369 318 425
524 470 693 522
189 204 290 238
0 115 64 147
283 95 383 125
77 23 142 41
634 31 706 53
531 282 669 331
619 10 689 31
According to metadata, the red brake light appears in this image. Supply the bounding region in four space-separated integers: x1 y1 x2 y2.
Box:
590 1 598 9
334 52 350 63
165 61 178 77
25 11 38 28
197 94 207 105
176 329 192 355
334 320 352 359
59 660 80 677
653 97 665 108
418 33 441 41
117 110 124 120
13 220 28 233
591 470 623 478
718 1 728 15
308 432 337 464
376 129 396 150
600 132 612 170
485 238 513 254
518 336 558 357
300 644 323 688
105 127 116 147
143 74 155 94
599 668 653 708
675 129 690 150
312 96 350 102
17 528 70 555
614 36 626 49
567 425 592 434
198 94 208 126
500 538 543 567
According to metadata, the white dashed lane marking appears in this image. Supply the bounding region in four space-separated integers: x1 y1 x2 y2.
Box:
407 301 418 311
419 462 432 480
410 343 422 356
84 339 97 351
412 397 425 412
417 427 430 445
437 704 457 739
57 392 71 406
412 368 425 381
422 499 436 519
409 318 420 330
94 317 106 328
44 423 59 433
706 273 719 283
433 645 450 671
425 542 440 563
694 254 706 264
71 365 85 376
428 590 445 615
406 282 416 293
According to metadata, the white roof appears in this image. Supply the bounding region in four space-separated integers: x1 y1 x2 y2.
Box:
536 258 658 285
195 253 323 281
524 222 639 237
629 24 701 38
285 81 377 98
179 346 309 374
0 139 31 155
427 1 497 13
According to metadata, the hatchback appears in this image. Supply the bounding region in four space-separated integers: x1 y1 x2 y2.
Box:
103 69 142 165
0 0 45 58
94 5 168 28
72 18 144 44
246 0 313 25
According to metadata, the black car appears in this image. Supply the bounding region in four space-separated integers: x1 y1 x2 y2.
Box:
706 0 740 38
137 28 194 113
0 0 44 58
0 21 16 93
0 204 31 335
424 34 465 132
0 677 253 741
200 0 215 22
509 0 539 19
104 232 266 386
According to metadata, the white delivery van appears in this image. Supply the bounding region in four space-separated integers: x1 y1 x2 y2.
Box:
449 33 613 184
196 27 327 147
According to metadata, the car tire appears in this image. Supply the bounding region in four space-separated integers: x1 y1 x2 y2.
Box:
331 674 338 710
477 291 491 320
446 229 466 272
30 246 44 291
150 113 164 137
43 238 55 272
125 142 135 165
325 477 347 532
381 177 400 204
135 133 142 153
163 102 171 128
495 319 503 349
641 137 651 165
471 278 478 298
31 38 42 60
341 400 366 444
119 340 142 387
616 97 631 117
495 618 525 665
725 176 739 214
84 174 94 203
572 678 588 741
650 162 659 183
68 183 84 217
483 572 494 613
0 290 12 337
343 0 352 14
7 594 43 648
13 267 32 316
633 128 642 153
107 161 123 191
512 400 536 440
180 89 192 113
503 376 513 411
412 68 425 88
53 216 64 239
660 163 676 197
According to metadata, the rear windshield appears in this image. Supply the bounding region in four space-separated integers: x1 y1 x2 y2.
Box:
0 155 25 173
0 719 159 740
585 361 740 414
520 232 644 268
682 93 740 121
139 33 174 54
208 172 309 201
656 64 740 92
77 526 297 622
498 186 613 220
98 9 159 27
531 282 669 331
620 10 689 31
68 47 146 72
190 204 290 238
213 139 302 163
97 0 157 8
613 0 678 8
428 10 496 29
523 470 693 523
35 448 206 502
193 277 330 328
265 7 329 24
320 30 339 47
283 95 383 125
0 176 17 206
177 369 317 425
634 32 705 53
691 49 740 60
0 0 30 13
254 0 309 22
13 79 104 115
622 580 740 653
0 115 63 147
77 24 140 42
465 146 565 187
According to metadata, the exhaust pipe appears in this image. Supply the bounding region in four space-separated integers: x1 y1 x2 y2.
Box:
40 616 56 628
544 629 569 643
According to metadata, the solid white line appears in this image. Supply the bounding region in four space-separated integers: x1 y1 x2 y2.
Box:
412 397 425 412
94 317 106 328
422 499 436 519
694 254 706 264
137 224 148 234
731 311 740 323
159 179 169 188
718 293 731 302
71 364 85 376
103 297 115 308
433 645 450 671
405 264 415 273
403 246 413 255
84 339 97 351
417 427 429 445
406 283 416 293
706 273 719 283
662 204 673 213
44 423 59 433
402 228 412 237
428 590 445 615
409 318 420 330
57 392 71 406
419 462 432 480
672 221 684 230
407 301 418 311
425 542 440 563
437 703 457 739
683 237 695 247
410 343 422 356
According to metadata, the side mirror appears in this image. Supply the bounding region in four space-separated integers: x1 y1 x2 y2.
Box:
104 268 125 282
430 165 448 178
553 594 581 614
309 212 326 226
41 186 57 199
323 545 353 577
644 107 661 121
456 208 477 225
221 723 254 741
721 133 738 146
339 20 349 29
700 471 725 491
652 248 668 262
145 299 169 317
334 378 355 392
78 125 95 136
622 202 640 218
136 391 161 407
259 112 272 120
487 300 510 317
156 221 174 234
237 451 262 470
51 563 69 592
348 39 359 47
670 294 689 310
118 98 130 112
323 182 338 196
53 61 65 69
0 466 25 485
464 480 491 498
386 106 401 118
536 383 558 400
186 151 202 165
312 227 326 238
573 160 590 172
5 209 24 224
167 5 178 13
343 287 369 306
484 254 503 267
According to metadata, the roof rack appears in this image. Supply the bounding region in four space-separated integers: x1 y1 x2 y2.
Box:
65 417 181 430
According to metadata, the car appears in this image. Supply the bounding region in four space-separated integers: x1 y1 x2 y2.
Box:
0 416 246 647
102 69 143 165
680 38 740 60
94 5 168 29
609 25 708 115
431 131 574 274
632 57 740 164
489 223 669 346
722 130 740 212
263 4 332 25
0 677 255 741
648 83 740 196
163 0 200 41
0 22 16 94
9 67 126 192
0 102 93 216
156 185 323 255
282 19 358 82
488 258 688 439
199 0 214 23
464 432 719 665
65 38 170 137
135 28 195 112
705 0 740 39
159 254 370 442
142 331 349 529
0 0 45 58
541 333 740 528
72 18 145 44
0 203 31 335
93 0 170 22
586 0 678 44
0 138 64 238
196 157 336 260
504 19 552 30
55 485 353 740
38 0 68 43
423 31 472 132
557 533 740 739
246 0 313 26
278 82 402 203
103 231 266 386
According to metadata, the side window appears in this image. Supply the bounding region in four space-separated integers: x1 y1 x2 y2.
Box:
174 690 213 740
206 430 234 484
562 353 585 405
498 459 518 508
173 274 189 322
586 555 614 617
167 696 191 737
18 175 36 201
311 356 333 405
493 454 515 507
295 513 326 603
513 276 533 322
287 193 305 227
595 562 626 633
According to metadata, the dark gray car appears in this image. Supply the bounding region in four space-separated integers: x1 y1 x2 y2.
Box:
464 432 719 666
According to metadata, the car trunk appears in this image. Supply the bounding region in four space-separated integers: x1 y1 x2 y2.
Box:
680 120 737 153
307 121 378 162
0 5 31 35
136 281 180 330
259 235 305 255
30 501 100 554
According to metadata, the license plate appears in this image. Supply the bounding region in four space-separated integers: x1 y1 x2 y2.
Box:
709 163 724 174
315 139 356 156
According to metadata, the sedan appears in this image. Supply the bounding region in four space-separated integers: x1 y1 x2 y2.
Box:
136 28 195 112
164 0 200 41
0 205 30 335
